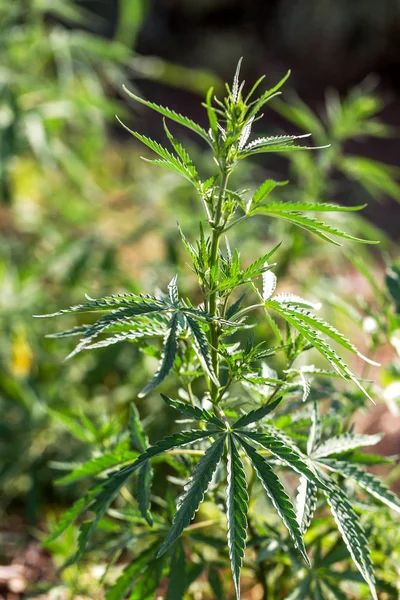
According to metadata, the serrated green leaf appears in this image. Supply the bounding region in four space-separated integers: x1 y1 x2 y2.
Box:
312 433 383 458
36 292 165 317
122 86 211 144
266 301 373 401
55 450 139 485
239 430 323 487
321 459 400 513
227 435 248 600
117 118 198 185
122 429 222 476
157 434 226 557
264 201 366 213
247 70 291 120
139 313 179 397
161 394 225 428
254 206 377 245
249 179 288 211
166 541 187 600
269 301 377 366
232 396 282 429
323 484 377 600
185 314 219 385
296 476 318 534
163 120 199 179
237 435 309 565
307 402 321 455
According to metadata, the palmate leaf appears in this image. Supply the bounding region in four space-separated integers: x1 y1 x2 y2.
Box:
312 433 383 458
239 430 323 487
253 205 377 246
163 120 199 180
320 459 400 513
185 314 219 385
323 484 377 600
122 86 211 145
157 434 226 557
249 179 288 211
296 476 318 534
139 312 179 397
36 292 166 317
237 435 309 565
266 300 373 401
161 394 225 428
232 396 282 429
226 435 248 599
117 118 199 185
271 301 377 364
50 429 219 548
55 449 139 485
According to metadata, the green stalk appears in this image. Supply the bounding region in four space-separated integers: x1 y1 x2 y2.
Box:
208 169 230 404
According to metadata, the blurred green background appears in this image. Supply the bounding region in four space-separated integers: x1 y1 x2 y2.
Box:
1 1 400 598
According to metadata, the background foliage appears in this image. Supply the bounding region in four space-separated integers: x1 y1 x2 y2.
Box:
1 1 400 599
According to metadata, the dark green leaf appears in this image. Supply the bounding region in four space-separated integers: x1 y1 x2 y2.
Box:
239 430 323 487
237 435 309 565
232 396 282 429
186 315 219 385
157 434 226 557
139 313 179 397
226 435 248 599
161 394 225 428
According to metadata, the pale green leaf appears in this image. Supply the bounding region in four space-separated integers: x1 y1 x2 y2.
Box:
321 459 400 514
312 433 383 458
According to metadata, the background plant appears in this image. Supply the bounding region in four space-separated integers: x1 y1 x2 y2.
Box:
37 61 400 600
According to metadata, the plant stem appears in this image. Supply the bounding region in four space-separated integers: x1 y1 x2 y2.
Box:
208 169 230 403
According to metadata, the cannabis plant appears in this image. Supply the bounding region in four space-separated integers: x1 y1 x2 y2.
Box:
38 61 400 599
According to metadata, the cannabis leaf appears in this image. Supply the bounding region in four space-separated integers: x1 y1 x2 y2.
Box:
129 405 154 525
312 433 383 458
320 459 400 513
237 435 310 565
161 393 225 428
123 85 211 145
157 434 226 557
323 484 377 600
251 203 378 246
139 312 179 397
226 435 248 599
